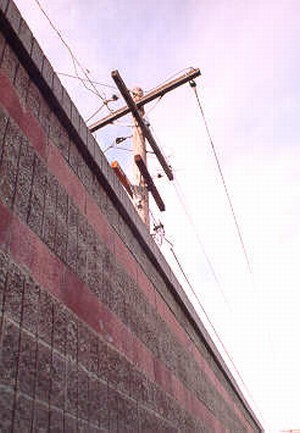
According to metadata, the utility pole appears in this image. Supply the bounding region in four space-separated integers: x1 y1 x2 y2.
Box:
89 67 201 227
132 86 149 227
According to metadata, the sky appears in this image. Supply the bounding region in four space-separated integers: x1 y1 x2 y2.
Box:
13 1 300 431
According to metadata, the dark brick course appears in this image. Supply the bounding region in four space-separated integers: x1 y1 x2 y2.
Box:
0 386 14 432
1 42 18 82
50 352 66 409
27 155 47 236
14 136 35 221
0 106 8 153
36 340 52 403
0 318 20 388
37 288 53 346
0 118 22 208
65 359 78 417
0 249 9 316
49 407 64 433
33 401 50 433
42 172 58 251
17 329 37 397
14 62 29 106
4 261 24 324
13 393 33 433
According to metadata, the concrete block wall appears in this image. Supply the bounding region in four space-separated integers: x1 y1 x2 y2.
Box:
0 1 263 432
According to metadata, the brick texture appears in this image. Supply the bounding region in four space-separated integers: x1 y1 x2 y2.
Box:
0 4 262 433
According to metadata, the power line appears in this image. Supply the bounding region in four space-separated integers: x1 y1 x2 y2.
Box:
145 124 230 306
190 81 253 276
57 71 118 90
166 241 265 426
152 205 262 418
145 67 197 94
86 95 119 123
149 208 159 227
32 0 114 112
190 82 278 373
172 179 231 308
150 205 265 424
144 95 164 118
102 135 132 154
85 103 106 123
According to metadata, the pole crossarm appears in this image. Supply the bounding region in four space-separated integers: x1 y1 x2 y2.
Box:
134 155 165 212
111 70 174 181
88 68 201 131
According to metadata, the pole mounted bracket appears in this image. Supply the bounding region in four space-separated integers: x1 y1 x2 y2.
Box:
111 161 133 198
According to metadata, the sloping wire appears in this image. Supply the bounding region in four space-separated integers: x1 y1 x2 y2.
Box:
57 71 118 90
172 179 231 307
190 81 277 400
165 239 266 426
144 95 164 118
191 82 253 275
145 67 196 94
32 0 114 113
85 103 106 123
145 123 230 306
150 201 265 425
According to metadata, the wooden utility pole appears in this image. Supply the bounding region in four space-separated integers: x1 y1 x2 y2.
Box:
111 70 174 181
89 67 201 227
132 86 149 227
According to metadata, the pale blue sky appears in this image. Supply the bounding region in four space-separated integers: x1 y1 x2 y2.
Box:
14 1 300 431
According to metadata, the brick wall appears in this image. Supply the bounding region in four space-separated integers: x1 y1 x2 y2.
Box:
0 1 263 432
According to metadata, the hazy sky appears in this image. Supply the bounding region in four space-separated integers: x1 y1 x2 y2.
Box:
13 1 300 431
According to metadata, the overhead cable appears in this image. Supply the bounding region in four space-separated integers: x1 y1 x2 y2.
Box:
86 95 119 123
144 95 164 118
172 179 231 307
190 81 278 370
85 103 106 123
57 72 118 90
166 241 265 426
103 135 132 154
146 125 230 306
190 81 253 275
145 67 197 94
32 0 114 113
